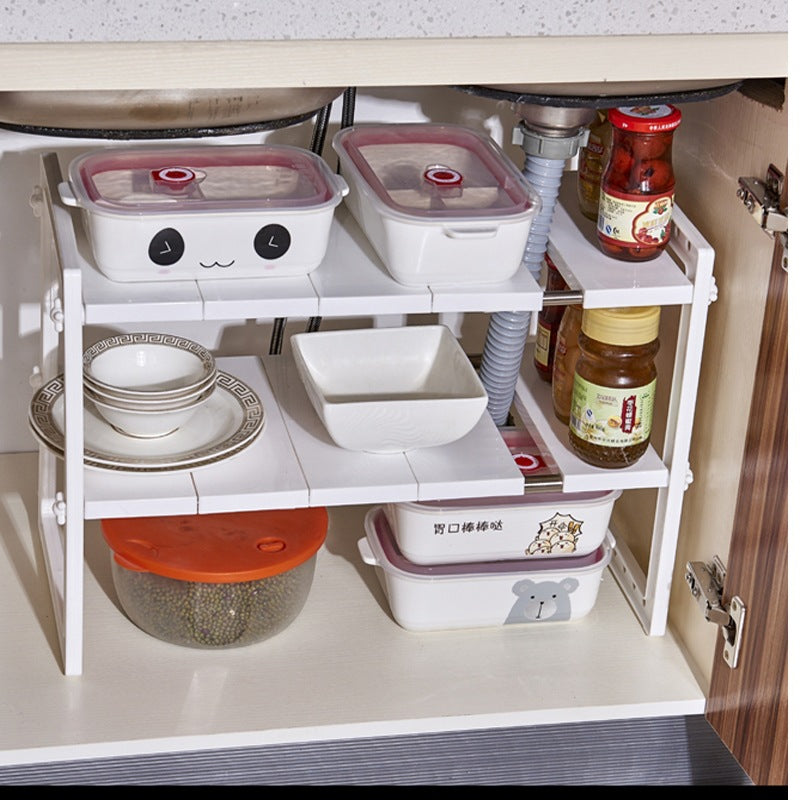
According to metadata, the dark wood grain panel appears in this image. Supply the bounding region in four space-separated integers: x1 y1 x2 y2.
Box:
705 237 788 786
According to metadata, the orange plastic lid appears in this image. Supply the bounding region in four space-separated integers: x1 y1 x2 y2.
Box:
101 508 328 583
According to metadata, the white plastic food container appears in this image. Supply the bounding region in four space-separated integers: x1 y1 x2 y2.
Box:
359 506 614 632
383 486 621 565
60 144 348 282
332 123 540 286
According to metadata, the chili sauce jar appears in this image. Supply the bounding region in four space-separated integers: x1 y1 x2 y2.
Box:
568 306 660 468
596 105 682 261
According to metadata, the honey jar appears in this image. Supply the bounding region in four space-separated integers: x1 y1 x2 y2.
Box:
568 306 660 468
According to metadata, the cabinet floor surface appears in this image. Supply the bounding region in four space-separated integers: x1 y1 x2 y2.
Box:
0 451 705 767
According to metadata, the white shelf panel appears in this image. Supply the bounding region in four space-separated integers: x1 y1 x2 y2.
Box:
83 469 198 520
80 251 205 326
81 355 309 518
0 460 706 767
262 353 524 507
76 200 542 325
310 207 434 317
80 354 524 518
547 174 694 309
429 265 542 314
197 275 320 321
187 355 311 514
514 350 669 494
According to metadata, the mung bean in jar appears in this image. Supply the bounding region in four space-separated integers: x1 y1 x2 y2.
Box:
101 508 328 649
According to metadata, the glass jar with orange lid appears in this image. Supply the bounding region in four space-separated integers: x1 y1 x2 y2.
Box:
568 306 660 468
596 105 682 261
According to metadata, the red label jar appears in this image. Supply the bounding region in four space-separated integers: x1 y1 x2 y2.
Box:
596 105 682 261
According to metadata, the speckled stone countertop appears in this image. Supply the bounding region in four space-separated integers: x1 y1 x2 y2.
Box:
0 0 788 42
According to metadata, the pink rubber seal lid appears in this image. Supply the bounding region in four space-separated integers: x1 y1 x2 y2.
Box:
68 143 343 215
333 122 536 219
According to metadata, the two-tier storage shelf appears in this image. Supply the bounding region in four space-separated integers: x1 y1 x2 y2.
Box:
33 147 714 686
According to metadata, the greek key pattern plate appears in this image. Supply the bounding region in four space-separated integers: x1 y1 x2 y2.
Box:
29 371 264 472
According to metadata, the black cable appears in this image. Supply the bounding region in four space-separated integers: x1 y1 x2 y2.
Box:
305 88 357 335
269 100 335 353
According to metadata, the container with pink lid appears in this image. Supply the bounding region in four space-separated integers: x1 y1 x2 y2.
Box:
59 144 348 282
358 506 613 632
382 427 620 565
332 123 540 286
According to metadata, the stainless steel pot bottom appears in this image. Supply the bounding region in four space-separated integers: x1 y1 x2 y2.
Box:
0 87 345 138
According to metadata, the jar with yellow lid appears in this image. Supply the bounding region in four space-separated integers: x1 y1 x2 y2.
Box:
568 306 660 468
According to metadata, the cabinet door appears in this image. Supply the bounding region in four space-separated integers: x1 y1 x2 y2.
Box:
669 83 788 785
705 190 788 787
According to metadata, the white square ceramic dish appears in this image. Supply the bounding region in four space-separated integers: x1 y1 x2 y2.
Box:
359 506 614 631
290 325 488 453
332 123 540 286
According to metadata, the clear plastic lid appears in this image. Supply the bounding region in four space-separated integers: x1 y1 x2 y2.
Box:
68 144 344 215
333 123 538 220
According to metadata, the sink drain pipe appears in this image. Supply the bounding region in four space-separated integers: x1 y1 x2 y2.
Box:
479 119 589 426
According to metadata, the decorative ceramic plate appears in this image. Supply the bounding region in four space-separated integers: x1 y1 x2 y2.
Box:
28 371 264 472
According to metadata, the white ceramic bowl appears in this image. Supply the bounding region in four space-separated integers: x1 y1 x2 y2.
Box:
83 333 216 399
89 390 211 438
290 325 488 453
83 374 217 409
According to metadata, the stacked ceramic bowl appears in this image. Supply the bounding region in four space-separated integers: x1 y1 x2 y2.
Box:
82 333 217 438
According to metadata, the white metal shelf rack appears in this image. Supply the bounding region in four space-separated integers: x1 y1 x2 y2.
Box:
34 153 714 677
515 179 716 638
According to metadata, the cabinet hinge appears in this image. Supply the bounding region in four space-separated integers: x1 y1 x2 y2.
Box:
736 164 788 270
685 556 746 669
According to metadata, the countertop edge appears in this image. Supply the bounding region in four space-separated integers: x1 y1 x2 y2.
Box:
0 32 788 91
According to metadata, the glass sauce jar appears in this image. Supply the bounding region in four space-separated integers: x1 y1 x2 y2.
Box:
551 303 583 424
533 253 568 382
576 110 611 221
596 105 682 261
568 306 660 468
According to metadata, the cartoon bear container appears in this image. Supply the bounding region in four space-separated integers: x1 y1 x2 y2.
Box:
504 577 579 624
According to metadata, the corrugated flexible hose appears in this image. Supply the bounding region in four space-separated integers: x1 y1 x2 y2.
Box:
479 152 566 425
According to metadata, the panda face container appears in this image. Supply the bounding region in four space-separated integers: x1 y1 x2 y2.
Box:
60 144 348 283
358 506 614 632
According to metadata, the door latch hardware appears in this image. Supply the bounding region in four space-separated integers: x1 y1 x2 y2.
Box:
685 556 746 669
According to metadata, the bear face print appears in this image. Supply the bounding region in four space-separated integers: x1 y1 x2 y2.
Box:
504 577 579 624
